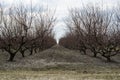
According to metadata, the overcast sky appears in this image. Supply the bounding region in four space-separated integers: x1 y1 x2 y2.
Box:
0 0 119 42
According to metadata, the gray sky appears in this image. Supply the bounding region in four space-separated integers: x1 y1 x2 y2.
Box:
0 0 119 42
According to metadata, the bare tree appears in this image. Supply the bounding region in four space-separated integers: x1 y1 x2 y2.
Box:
12 4 34 57
0 8 26 61
33 8 56 52
0 3 56 61
59 32 77 49
60 5 120 62
97 7 120 61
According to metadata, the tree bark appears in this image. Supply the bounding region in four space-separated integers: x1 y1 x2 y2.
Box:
83 50 86 55
8 53 16 61
29 48 33 55
107 57 111 62
34 48 37 53
21 51 25 57
93 52 97 57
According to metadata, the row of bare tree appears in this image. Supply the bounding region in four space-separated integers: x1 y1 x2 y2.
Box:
59 5 120 62
0 4 56 61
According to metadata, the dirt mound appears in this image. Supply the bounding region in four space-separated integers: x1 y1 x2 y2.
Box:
0 45 120 70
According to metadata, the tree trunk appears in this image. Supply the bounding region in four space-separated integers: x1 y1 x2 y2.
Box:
91 48 97 57
107 57 111 62
29 48 33 55
21 51 25 57
93 52 97 57
8 53 16 61
34 48 37 53
1 49 4 52
83 50 86 55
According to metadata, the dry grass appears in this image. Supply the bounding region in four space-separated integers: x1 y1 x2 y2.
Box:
0 70 120 80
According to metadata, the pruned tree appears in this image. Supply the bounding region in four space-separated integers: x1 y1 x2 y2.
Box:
0 3 56 61
60 5 120 62
0 8 27 61
33 8 56 52
12 4 34 57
